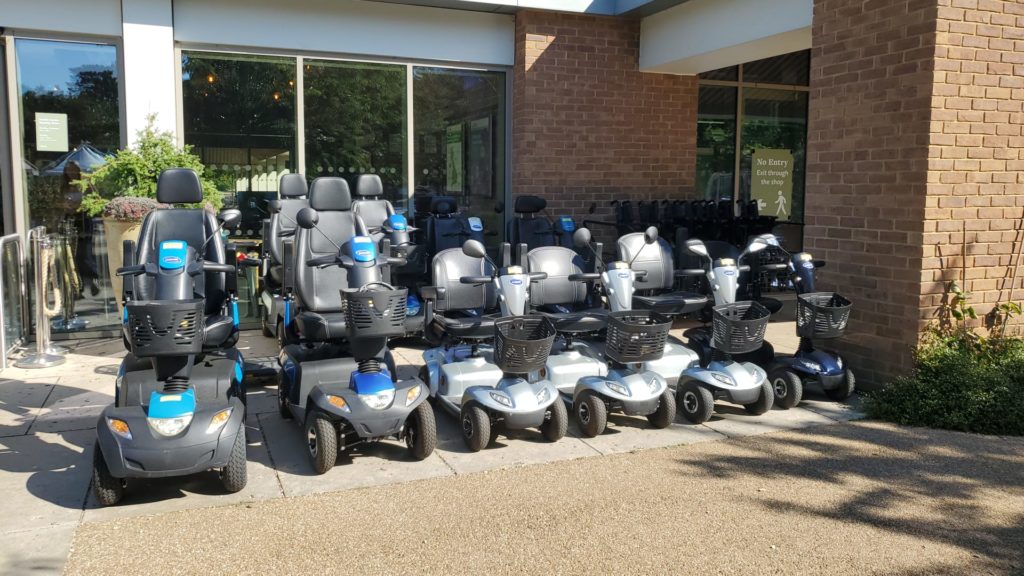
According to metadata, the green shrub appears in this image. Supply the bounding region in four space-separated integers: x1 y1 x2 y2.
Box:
865 330 1024 436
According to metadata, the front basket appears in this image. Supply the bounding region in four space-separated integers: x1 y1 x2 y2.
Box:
125 299 205 357
493 315 556 374
796 292 851 339
342 287 409 340
711 301 769 354
605 310 672 364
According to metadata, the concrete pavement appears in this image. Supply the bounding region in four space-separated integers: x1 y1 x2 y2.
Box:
0 322 865 574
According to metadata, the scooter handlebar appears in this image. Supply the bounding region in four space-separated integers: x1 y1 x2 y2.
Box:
115 264 147 277
203 262 237 274
739 265 751 272
529 272 548 281
306 255 337 268
568 273 601 282
678 268 706 277
460 275 492 284
386 256 407 267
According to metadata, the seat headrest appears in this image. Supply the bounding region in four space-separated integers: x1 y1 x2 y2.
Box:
430 195 458 215
279 173 308 198
308 177 352 211
156 168 203 204
356 174 383 198
514 195 546 214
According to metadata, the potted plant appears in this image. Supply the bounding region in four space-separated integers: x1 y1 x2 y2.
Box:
78 115 221 312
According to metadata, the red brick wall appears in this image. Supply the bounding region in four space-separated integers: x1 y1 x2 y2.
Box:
804 0 939 386
512 10 698 236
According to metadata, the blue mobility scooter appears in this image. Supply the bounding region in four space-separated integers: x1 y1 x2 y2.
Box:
276 178 435 474
92 169 247 506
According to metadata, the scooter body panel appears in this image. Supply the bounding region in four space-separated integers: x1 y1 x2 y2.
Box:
774 349 846 390
306 379 427 439
680 360 766 405
463 376 557 429
575 368 666 416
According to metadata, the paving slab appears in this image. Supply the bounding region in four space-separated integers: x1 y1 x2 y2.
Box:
702 404 837 438
576 414 727 455
30 386 112 434
259 411 453 497
0 377 58 437
801 393 865 421
0 430 92 532
0 522 76 576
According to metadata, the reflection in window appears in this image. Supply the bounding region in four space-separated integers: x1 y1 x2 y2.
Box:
304 60 407 211
16 38 121 333
413 67 505 241
742 51 810 86
696 86 737 202
182 51 297 238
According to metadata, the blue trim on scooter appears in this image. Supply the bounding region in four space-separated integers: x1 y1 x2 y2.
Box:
351 236 377 263
158 240 187 270
351 370 394 395
388 214 408 231
147 389 196 419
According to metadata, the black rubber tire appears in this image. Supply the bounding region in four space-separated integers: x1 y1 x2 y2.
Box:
574 391 607 438
647 388 676 429
277 372 293 420
540 397 568 442
677 381 715 424
92 443 124 506
405 401 437 460
825 368 857 401
744 380 775 415
769 367 803 410
277 320 287 349
488 421 501 447
461 403 490 452
306 411 338 474
220 427 248 493
261 311 274 337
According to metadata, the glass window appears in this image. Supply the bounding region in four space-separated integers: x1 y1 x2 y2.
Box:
739 88 808 223
182 51 297 238
413 67 505 242
699 65 739 82
742 51 810 86
304 59 407 212
696 86 737 201
15 38 121 334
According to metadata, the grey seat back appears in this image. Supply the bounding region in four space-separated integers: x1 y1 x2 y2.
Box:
351 174 395 241
527 246 587 307
617 233 674 291
294 177 367 313
268 173 308 265
135 169 225 315
431 248 495 312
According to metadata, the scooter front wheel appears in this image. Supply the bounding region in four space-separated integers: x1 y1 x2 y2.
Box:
92 442 125 506
678 382 714 424
769 367 803 410
461 403 491 453
405 401 437 460
574 391 607 438
743 381 774 415
540 398 568 442
306 411 338 474
646 388 676 429
221 427 248 493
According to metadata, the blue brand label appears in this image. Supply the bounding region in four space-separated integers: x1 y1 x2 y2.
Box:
617 272 630 279
723 270 736 276
468 217 483 232
147 388 196 419
802 262 814 269
510 278 523 285
351 236 376 263
558 217 575 232
388 214 407 231
159 240 187 270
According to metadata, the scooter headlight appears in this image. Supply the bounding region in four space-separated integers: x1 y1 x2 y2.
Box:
535 387 550 404
647 378 660 394
711 372 734 385
801 360 823 373
107 418 132 441
206 408 233 434
607 381 630 397
147 413 193 437
359 390 395 411
489 391 513 408
406 385 422 406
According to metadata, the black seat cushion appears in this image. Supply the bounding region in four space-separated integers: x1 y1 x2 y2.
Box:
758 297 784 315
633 291 708 315
296 311 347 342
432 312 497 340
539 308 607 333
204 315 236 349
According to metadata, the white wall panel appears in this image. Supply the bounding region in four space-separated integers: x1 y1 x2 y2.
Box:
0 0 122 37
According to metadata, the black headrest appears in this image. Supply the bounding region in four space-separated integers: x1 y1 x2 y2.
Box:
156 168 203 204
308 177 352 211
514 195 546 214
356 174 383 198
430 195 458 215
279 173 308 198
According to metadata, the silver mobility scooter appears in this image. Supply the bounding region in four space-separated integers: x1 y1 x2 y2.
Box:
93 169 247 505
420 240 566 451
675 237 774 423
529 227 678 436
276 178 435 473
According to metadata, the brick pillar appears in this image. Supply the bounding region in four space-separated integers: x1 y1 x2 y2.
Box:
513 10 698 235
806 0 1024 387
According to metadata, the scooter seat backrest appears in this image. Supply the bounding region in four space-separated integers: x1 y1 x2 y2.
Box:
136 169 224 312
294 177 367 313
352 175 395 242
617 233 674 292
430 248 496 313
508 195 556 251
526 246 587 307
268 174 309 266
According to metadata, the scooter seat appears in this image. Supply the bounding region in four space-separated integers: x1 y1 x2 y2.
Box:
204 315 237 349
540 308 608 333
633 291 708 315
296 311 347 342
758 297 783 315
269 264 284 286
433 312 498 340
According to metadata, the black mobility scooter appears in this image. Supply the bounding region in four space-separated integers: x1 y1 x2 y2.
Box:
276 178 435 474
92 169 247 506
261 173 308 346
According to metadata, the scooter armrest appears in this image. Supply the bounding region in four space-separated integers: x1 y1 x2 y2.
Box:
420 286 445 301
278 229 295 238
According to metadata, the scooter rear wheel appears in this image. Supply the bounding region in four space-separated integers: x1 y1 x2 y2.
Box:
221 427 248 493
825 368 856 401
277 372 293 420
769 367 803 410
678 382 714 424
743 381 774 415
574 391 607 438
646 388 676 429
540 397 568 442
92 442 124 506
306 411 338 474
461 404 491 453
261 311 274 338
405 401 437 460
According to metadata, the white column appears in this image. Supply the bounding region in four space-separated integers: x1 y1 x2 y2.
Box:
121 0 177 145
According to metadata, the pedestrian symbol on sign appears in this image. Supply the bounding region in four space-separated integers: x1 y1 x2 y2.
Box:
775 190 788 217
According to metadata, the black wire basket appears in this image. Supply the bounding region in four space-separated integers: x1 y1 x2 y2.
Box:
712 301 770 354
604 310 672 364
125 299 205 357
341 286 409 340
796 292 851 339
493 315 557 374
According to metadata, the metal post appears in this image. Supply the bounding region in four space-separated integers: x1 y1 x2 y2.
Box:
16 231 65 368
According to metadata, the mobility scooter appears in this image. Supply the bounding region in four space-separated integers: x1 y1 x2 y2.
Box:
92 169 247 506
276 178 435 473
419 240 567 451
674 237 774 423
260 173 308 346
